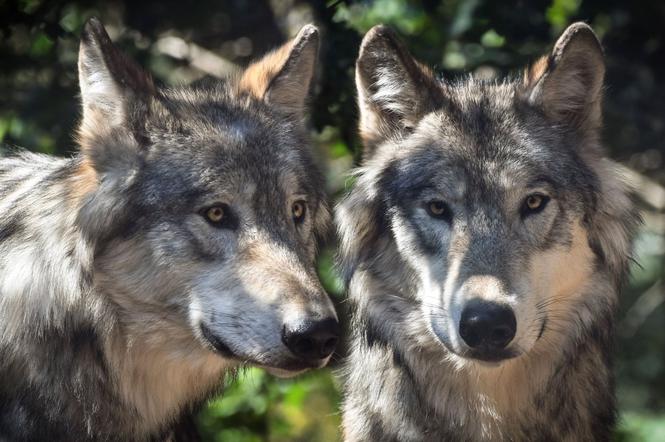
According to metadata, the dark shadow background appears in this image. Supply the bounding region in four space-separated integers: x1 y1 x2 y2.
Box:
1 0 663 440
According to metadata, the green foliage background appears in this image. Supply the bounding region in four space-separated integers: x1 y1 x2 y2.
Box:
1 0 664 440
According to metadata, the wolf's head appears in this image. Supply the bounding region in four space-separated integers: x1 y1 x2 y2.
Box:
74 19 338 375
339 23 638 365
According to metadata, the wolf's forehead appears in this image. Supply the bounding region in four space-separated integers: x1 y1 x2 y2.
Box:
161 90 288 144
416 86 519 143
218 118 255 141
444 79 516 112
395 132 553 201
429 151 546 190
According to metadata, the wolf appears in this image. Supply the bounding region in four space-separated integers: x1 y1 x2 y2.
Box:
0 18 339 441
338 22 640 441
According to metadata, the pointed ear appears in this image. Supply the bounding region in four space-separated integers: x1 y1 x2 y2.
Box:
239 24 319 117
77 17 154 151
356 25 442 157
521 22 605 131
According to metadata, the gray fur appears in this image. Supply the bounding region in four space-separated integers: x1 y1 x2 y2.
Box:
339 23 640 441
0 18 336 441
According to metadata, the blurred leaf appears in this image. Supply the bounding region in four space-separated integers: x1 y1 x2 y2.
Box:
0 116 11 141
333 0 428 35
59 4 84 33
318 249 344 297
19 0 42 14
30 32 54 57
329 141 349 159
546 0 582 32
449 0 480 37
616 412 665 441
481 29 505 48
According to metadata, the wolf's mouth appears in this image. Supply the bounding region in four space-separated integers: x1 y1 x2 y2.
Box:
200 323 236 358
429 319 521 363
465 348 520 363
199 323 324 373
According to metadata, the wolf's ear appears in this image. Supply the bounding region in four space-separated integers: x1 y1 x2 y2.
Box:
522 22 604 131
239 24 319 117
356 25 442 158
76 18 153 243
78 17 154 151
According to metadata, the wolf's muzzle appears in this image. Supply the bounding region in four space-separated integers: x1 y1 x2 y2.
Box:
459 299 516 360
282 317 340 363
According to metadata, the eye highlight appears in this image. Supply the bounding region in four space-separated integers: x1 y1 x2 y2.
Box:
521 194 550 217
426 200 452 221
292 200 307 224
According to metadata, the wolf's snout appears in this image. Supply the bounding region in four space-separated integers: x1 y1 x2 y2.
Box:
282 317 340 363
459 299 516 353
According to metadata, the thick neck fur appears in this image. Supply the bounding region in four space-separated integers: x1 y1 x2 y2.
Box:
343 245 617 442
0 153 227 440
103 321 228 437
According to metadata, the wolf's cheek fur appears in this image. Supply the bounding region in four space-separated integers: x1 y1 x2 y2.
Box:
523 221 596 344
188 266 285 364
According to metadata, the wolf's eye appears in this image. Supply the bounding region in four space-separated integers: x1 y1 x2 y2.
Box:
292 201 307 224
426 200 452 221
522 194 549 216
202 205 227 226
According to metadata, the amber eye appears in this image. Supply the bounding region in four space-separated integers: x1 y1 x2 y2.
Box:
292 201 306 224
426 200 451 221
200 204 237 229
522 194 549 216
205 206 225 224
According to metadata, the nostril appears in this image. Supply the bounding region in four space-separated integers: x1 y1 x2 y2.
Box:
292 336 315 357
459 323 481 348
321 336 338 358
282 317 340 362
490 325 514 347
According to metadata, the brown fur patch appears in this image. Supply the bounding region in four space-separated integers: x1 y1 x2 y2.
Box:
236 25 318 116
76 107 108 154
239 238 319 297
67 158 98 208
524 55 550 86
529 222 596 316
238 41 294 100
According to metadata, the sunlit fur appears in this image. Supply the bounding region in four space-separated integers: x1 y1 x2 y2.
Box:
0 18 335 441
339 23 640 441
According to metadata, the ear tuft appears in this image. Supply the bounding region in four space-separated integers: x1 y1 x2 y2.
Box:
356 25 442 158
78 17 154 152
239 24 319 117
79 17 155 96
522 22 604 131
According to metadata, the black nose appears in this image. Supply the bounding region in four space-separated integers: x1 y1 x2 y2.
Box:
459 299 516 350
282 317 340 362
